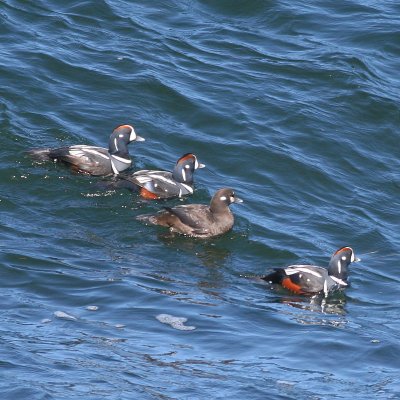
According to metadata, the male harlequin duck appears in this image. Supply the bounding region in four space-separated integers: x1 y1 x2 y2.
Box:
262 247 359 296
114 153 205 199
137 188 243 238
28 124 145 176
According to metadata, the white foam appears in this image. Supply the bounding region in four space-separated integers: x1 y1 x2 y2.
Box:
156 313 196 331
54 311 77 321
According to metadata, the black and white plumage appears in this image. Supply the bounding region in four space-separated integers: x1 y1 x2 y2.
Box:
137 188 243 238
262 247 359 296
114 153 205 199
28 124 145 176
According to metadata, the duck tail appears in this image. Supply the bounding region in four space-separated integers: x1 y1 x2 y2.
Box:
136 213 158 225
261 268 285 284
26 148 52 161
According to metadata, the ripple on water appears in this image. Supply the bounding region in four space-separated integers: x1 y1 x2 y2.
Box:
1 0 400 399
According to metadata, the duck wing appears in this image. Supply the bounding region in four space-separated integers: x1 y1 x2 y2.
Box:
283 265 328 293
50 145 110 171
163 205 210 234
129 170 192 198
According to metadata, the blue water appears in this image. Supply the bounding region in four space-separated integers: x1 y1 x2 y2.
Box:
1 1 400 399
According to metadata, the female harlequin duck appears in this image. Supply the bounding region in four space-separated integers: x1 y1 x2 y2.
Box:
262 247 359 296
137 188 243 238
115 153 205 199
28 124 145 176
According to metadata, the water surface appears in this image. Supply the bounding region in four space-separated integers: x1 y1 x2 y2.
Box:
1 1 400 399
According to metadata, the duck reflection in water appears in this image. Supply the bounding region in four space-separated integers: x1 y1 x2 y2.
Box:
155 231 249 300
276 291 348 316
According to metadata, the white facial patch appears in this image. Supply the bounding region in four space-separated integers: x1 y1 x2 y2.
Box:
341 256 346 260
129 126 136 141
220 196 227 201
337 260 342 274
185 164 190 169
119 134 124 138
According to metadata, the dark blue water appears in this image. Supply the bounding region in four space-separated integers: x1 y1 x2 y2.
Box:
1 1 400 399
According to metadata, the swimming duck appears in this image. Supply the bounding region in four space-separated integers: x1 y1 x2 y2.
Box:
28 124 144 176
262 246 359 296
137 188 243 238
114 153 205 199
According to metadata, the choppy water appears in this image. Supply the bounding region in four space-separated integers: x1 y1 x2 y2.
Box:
1 1 400 399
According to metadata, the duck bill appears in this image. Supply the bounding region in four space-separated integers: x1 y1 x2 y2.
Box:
194 157 205 169
234 197 243 204
135 135 145 142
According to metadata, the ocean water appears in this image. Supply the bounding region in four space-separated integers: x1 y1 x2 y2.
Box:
1 0 400 399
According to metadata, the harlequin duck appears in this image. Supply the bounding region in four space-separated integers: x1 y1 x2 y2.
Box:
137 188 243 237
262 247 359 296
28 124 145 176
114 153 205 199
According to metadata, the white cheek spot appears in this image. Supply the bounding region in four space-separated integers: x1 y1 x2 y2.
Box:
299 274 302 278
306 278 310 282
119 134 124 138
220 196 227 201
341 256 346 260
154 183 158 187
185 164 190 169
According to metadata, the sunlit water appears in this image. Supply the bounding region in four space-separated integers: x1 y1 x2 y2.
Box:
1 1 400 399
